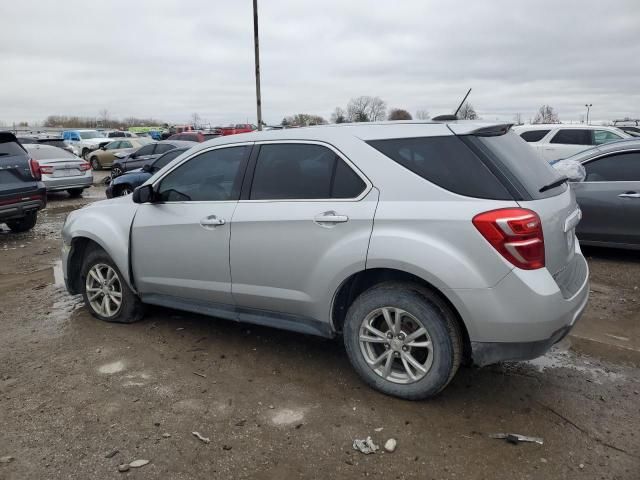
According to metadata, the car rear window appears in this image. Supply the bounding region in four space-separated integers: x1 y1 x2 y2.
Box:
465 130 567 200
28 146 76 160
367 136 512 200
520 130 549 142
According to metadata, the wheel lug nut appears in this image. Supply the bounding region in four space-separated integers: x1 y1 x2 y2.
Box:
398 333 405 341
402 345 409 352
386 332 393 339
394 352 400 357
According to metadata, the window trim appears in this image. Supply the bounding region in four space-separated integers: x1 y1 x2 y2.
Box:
239 140 372 203
149 142 254 204
580 148 640 183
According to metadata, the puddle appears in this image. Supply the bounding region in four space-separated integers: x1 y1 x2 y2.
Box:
52 260 64 287
523 346 625 383
271 408 305 426
99 360 126 374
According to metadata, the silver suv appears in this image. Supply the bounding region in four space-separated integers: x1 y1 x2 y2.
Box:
62 122 589 399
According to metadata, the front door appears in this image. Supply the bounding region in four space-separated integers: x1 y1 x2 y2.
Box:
131 144 251 304
576 150 640 246
230 142 377 324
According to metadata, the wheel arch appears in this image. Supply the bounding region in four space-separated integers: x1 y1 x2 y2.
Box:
331 267 472 363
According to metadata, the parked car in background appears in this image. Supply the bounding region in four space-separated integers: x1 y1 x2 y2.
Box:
88 138 153 171
513 124 631 162
553 139 640 249
110 140 195 177
616 126 640 137
63 129 110 159
0 132 46 232
105 130 138 138
106 147 189 198
167 131 220 142
218 124 256 136
62 122 588 399
17 136 75 155
23 144 92 197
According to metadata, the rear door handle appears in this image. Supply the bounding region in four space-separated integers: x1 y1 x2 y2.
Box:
618 192 640 199
314 211 349 224
200 215 226 227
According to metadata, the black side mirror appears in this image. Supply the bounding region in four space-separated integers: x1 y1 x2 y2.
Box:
142 164 152 173
132 184 155 203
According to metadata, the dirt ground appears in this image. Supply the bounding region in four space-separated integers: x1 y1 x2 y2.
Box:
0 182 639 479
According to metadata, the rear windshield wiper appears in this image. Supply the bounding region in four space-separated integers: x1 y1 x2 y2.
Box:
539 176 568 193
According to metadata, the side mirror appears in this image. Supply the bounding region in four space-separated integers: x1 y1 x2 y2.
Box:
142 164 152 173
552 159 586 183
101 145 107 150
132 184 155 203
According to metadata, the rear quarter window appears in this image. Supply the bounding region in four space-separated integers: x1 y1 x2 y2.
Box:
366 136 512 200
0 141 27 156
520 130 550 142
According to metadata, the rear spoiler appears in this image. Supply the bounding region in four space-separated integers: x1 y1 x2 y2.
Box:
469 124 513 137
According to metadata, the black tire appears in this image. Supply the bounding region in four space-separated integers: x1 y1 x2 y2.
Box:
67 188 84 198
90 156 101 170
117 184 134 197
82 148 91 160
80 246 143 324
343 282 462 400
111 165 124 178
6 211 38 233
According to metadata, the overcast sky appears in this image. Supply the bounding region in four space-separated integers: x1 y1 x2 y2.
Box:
1 0 639 126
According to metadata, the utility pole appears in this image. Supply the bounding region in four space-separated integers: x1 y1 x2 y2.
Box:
585 104 592 125
253 0 263 131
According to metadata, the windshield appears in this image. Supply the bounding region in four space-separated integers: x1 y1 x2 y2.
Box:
79 130 105 139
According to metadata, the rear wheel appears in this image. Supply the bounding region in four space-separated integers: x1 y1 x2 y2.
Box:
111 165 124 178
67 188 84 198
82 148 91 160
81 247 143 324
90 157 101 170
343 282 462 400
6 211 38 233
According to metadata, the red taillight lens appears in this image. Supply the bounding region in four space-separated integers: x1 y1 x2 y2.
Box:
472 208 545 270
39 165 54 175
78 162 91 171
28 158 41 180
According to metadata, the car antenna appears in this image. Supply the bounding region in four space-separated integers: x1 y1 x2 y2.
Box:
453 88 472 117
432 88 472 122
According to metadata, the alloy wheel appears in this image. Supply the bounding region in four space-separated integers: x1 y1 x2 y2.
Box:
85 263 123 318
359 307 434 384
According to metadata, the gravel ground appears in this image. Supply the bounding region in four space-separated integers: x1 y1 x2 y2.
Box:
0 186 638 479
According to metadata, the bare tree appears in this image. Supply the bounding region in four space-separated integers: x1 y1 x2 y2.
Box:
513 112 523 125
388 108 412 120
457 102 478 120
346 96 387 122
190 112 201 128
98 109 110 127
415 109 430 120
532 105 559 124
330 107 347 124
282 113 327 126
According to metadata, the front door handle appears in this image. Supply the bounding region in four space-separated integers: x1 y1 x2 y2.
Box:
314 211 349 224
618 192 640 199
200 215 226 227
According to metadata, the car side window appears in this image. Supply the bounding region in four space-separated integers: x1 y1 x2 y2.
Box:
157 146 249 202
155 144 176 154
120 141 132 149
249 143 366 200
550 129 591 145
584 152 640 182
593 130 622 145
520 130 549 142
106 141 120 150
136 144 156 156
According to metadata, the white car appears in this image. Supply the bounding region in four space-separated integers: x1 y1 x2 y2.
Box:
513 124 631 162
62 129 110 159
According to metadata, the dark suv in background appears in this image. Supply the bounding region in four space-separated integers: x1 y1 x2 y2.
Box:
0 132 47 232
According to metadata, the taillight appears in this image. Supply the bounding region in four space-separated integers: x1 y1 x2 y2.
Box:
472 208 545 270
28 158 41 180
78 162 91 171
39 165 54 175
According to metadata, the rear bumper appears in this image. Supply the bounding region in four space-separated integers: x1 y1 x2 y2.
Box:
42 173 93 191
0 188 47 222
449 246 590 365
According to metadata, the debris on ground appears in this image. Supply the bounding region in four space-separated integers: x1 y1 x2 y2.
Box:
192 431 210 444
0 456 15 464
129 459 150 468
222 445 232 450
384 438 397 453
117 464 129 472
352 436 379 454
162 433 171 438
192 372 206 378
374 427 383 432
105 449 119 458
489 433 544 445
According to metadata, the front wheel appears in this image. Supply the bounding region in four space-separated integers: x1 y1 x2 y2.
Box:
81 247 143 323
117 185 134 196
343 282 462 400
111 165 124 178
90 157 101 170
6 211 37 233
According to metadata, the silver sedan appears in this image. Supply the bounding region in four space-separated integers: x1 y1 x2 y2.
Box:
23 144 93 197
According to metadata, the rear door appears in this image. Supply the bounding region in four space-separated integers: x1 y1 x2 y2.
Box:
544 129 592 162
575 150 640 246
0 134 37 197
229 141 377 326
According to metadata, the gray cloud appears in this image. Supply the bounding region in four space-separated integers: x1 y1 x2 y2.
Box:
1 0 639 126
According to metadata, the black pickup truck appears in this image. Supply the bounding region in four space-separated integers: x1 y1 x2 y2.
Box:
0 131 46 233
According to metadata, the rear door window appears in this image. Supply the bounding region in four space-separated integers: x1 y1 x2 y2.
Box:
550 129 592 145
155 144 176 154
584 152 640 181
135 144 156 156
367 135 512 200
520 130 550 142
249 143 366 200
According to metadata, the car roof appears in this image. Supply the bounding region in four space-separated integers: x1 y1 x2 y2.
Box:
159 139 198 146
566 138 640 162
513 124 621 131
